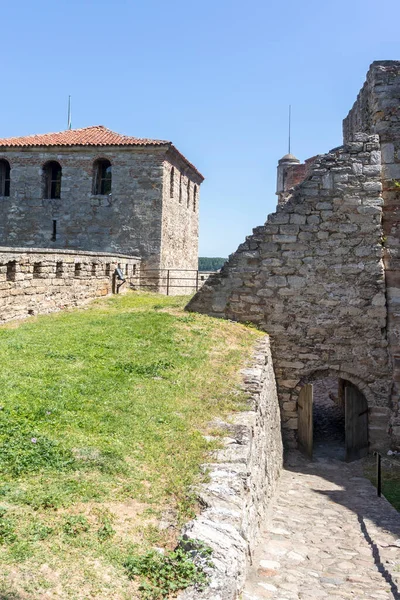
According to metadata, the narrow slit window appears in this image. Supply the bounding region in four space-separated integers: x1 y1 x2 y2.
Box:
91 263 97 276
105 263 111 276
170 167 175 198
0 160 10 197
43 161 62 199
56 261 63 278
125 264 129 276
6 261 16 282
33 262 42 278
193 185 197 212
187 179 190 208
179 174 182 204
132 264 137 276
93 159 112 195
52 220 57 241
74 263 81 278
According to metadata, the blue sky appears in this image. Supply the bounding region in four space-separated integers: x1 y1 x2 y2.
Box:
2 0 399 256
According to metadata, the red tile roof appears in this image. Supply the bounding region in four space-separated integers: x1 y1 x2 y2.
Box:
0 126 204 180
0 125 167 148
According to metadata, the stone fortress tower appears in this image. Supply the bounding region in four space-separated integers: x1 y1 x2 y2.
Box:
0 125 204 274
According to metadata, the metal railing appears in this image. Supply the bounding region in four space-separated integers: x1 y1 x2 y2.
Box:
130 269 216 295
373 451 400 497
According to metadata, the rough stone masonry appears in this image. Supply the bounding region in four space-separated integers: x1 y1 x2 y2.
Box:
188 61 400 450
0 126 204 275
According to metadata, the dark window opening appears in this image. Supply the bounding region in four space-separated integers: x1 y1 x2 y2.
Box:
125 264 129 276
105 263 111 276
43 161 62 199
52 220 57 242
74 263 81 278
91 262 97 276
193 185 197 212
187 179 190 208
0 160 10 197
170 167 175 198
6 261 16 282
133 264 137 275
179 173 182 204
33 262 42 278
93 159 112 195
56 261 63 278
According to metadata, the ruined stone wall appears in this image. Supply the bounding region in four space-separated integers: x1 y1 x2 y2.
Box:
278 157 318 205
180 337 283 600
0 146 201 274
344 61 400 439
188 135 391 449
0 247 140 323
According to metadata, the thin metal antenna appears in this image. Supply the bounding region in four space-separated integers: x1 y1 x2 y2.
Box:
288 104 291 154
67 96 72 130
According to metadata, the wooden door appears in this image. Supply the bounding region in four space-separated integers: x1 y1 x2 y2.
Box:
345 383 368 462
298 384 313 458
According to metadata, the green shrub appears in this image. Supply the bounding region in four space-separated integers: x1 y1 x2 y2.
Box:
124 538 212 599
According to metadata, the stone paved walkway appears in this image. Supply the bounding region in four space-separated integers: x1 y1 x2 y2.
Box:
242 452 400 599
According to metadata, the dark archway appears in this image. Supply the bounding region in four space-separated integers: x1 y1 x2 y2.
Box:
298 377 368 462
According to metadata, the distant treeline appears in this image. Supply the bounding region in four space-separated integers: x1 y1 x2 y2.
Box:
198 257 227 271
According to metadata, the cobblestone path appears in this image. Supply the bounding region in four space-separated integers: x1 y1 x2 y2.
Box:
242 453 400 599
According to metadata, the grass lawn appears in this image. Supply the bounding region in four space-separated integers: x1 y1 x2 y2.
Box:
0 291 262 599
364 456 400 512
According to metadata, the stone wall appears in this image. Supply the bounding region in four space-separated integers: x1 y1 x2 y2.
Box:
179 337 283 600
0 146 201 273
161 152 200 272
344 61 400 438
0 247 140 323
187 135 392 449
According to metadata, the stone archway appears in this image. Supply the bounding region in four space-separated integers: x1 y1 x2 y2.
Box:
297 375 369 461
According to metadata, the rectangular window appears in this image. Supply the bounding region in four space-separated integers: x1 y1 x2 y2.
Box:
52 220 57 242
56 261 63 278
6 261 16 282
105 263 111 276
33 262 42 278
74 263 81 278
91 263 97 276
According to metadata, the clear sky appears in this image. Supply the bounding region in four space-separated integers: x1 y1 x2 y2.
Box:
2 0 399 257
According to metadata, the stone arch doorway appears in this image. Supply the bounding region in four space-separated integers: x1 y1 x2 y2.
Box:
298 377 368 462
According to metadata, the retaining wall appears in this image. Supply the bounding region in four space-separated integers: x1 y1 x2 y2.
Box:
179 336 283 599
0 247 140 323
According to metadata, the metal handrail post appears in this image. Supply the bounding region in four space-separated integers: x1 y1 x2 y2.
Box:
374 451 382 497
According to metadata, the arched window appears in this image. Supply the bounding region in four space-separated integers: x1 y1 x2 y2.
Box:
0 160 11 197
43 161 62 199
193 185 197 212
93 159 112 195
170 167 175 198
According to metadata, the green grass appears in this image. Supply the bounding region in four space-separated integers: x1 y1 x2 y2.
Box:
0 291 262 599
364 457 400 511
